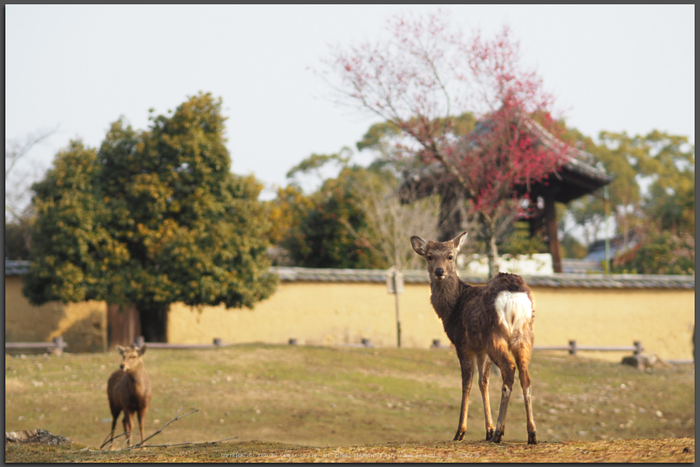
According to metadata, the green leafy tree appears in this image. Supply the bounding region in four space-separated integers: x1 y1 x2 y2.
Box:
333 164 442 271
613 229 694 275
635 131 694 236
272 143 443 270
553 126 694 277
5 218 32 260
23 93 277 342
266 185 315 266
499 221 549 257
23 140 120 305
549 123 632 250
282 164 386 269
285 148 352 181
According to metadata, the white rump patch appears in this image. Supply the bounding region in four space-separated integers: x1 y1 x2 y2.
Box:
494 291 532 336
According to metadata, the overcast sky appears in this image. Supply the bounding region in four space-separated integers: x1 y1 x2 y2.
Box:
6 5 695 204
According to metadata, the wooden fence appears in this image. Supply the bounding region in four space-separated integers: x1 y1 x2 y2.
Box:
5 336 67 353
132 336 225 349
5 337 692 364
535 340 644 356
128 337 647 355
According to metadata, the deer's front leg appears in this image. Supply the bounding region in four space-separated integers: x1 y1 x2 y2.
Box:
137 408 148 447
453 353 475 441
122 411 134 448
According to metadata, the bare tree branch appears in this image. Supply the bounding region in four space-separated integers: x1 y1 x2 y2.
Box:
340 177 442 270
99 430 131 450
133 435 239 449
5 125 60 223
5 125 59 181
100 407 199 451
129 408 199 449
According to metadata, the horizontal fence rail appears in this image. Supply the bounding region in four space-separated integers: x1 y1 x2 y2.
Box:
534 340 643 356
5 337 67 352
133 337 646 355
132 336 225 349
9 337 691 364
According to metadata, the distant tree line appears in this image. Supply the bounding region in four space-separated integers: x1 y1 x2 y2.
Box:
262 119 694 276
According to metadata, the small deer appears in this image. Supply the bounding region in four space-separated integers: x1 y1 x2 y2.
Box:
411 231 537 444
106 344 152 449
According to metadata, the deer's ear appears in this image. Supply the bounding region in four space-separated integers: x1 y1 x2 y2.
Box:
116 345 126 356
138 345 147 356
411 236 427 256
452 231 468 252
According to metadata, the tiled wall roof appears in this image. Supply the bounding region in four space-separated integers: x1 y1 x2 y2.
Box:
6 260 693 289
5 260 31 276
274 267 695 289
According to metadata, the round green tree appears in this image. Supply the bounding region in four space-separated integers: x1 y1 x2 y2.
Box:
24 93 277 343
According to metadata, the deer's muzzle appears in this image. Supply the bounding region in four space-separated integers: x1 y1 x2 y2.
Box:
435 268 446 280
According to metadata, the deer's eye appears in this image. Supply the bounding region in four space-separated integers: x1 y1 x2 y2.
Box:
427 255 432 261
448 255 454 260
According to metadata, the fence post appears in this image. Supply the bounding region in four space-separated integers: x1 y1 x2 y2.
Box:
569 340 577 356
633 341 643 355
134 336 145 348
53 336 65 353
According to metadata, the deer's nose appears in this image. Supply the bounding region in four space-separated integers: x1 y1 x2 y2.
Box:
435 268 445 277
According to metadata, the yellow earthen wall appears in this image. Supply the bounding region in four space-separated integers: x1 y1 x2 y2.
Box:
531 287 695 361
5 276 695 361
4 276 107 353
167 282 695 361
167 282 441 349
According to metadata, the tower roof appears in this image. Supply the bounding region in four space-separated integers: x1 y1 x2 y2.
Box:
399 115 613 204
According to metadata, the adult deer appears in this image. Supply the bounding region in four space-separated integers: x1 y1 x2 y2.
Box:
411 231 537 444
106 344 152 449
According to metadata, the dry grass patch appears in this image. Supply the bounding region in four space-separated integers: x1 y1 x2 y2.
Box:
5 344 694 453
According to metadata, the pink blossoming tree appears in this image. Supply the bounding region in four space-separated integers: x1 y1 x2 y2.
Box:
318 10 570 276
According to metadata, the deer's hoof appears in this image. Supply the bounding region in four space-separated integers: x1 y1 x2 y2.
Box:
485 428 494 441
453 430 465 441
528 431 538 445
490 430 503 443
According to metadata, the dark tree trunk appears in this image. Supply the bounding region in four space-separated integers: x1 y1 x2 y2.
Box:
107 304 141 350
438 187 465 242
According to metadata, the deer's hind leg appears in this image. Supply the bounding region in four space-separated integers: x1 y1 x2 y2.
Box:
476 353 495 440
453 351 475 441
487 338 516 443
513 344 537 444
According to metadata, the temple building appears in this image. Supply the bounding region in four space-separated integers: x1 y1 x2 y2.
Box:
398 115 613 273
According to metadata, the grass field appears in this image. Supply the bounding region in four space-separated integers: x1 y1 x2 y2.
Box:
5 344 695 462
